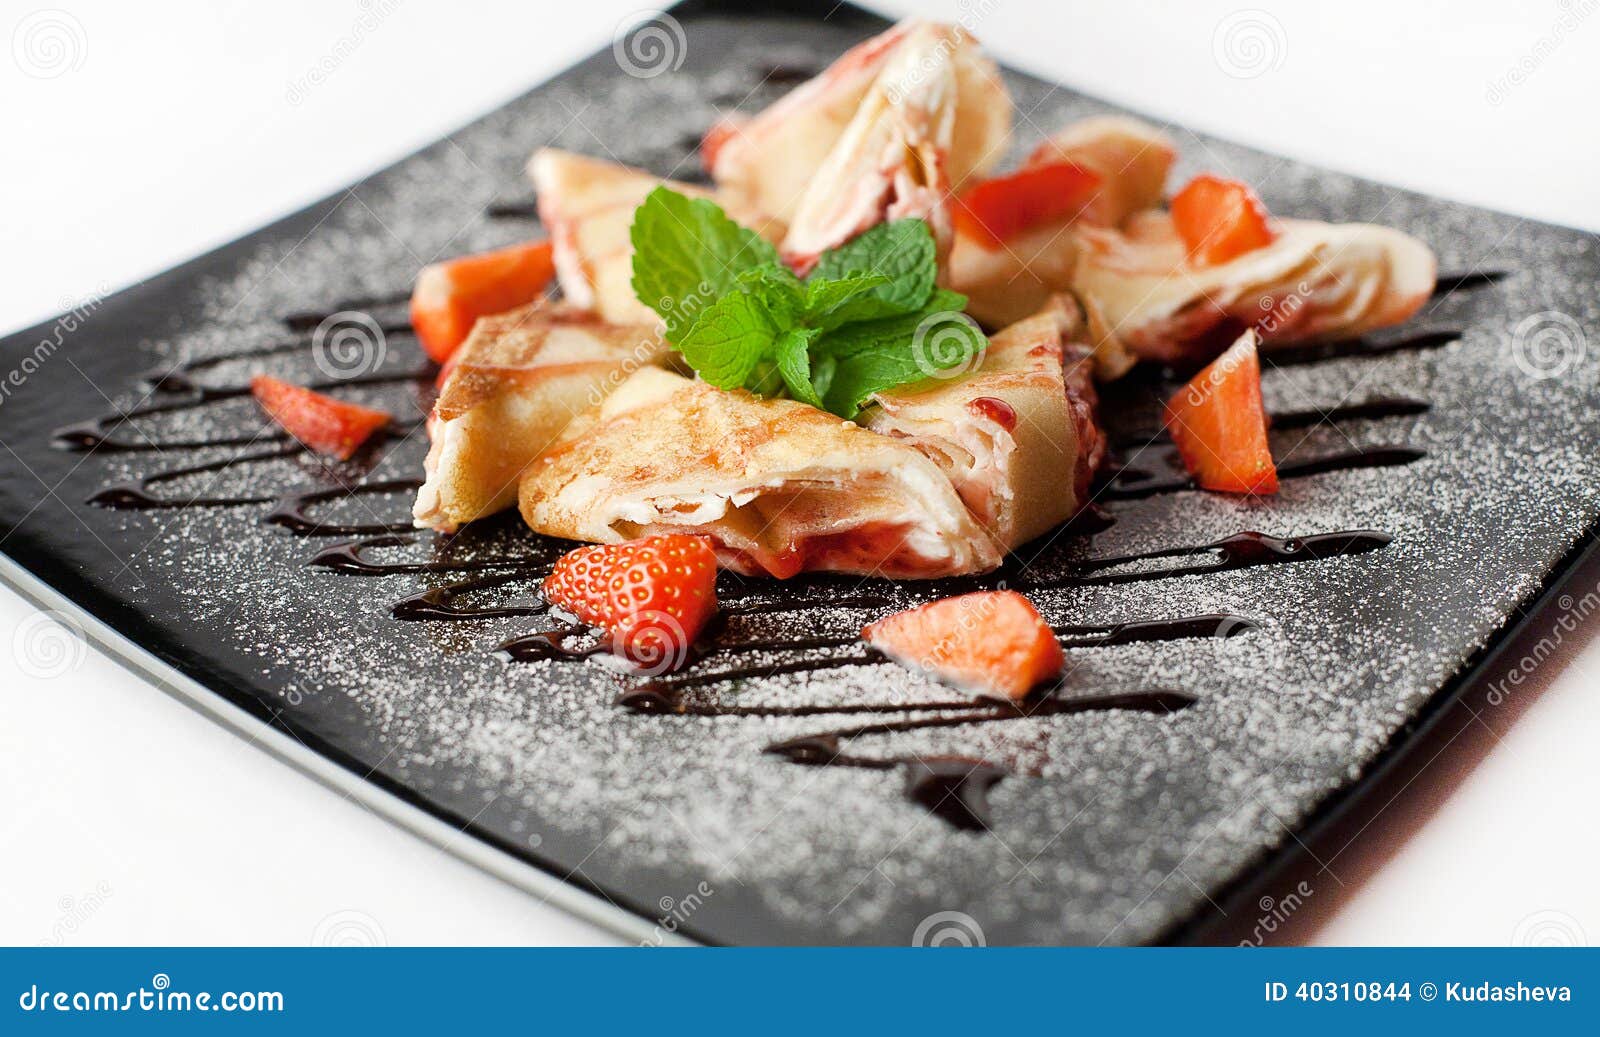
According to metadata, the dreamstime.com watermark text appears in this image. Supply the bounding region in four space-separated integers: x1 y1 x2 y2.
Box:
17 974 283 1015
0 291 104 410
1239 880 1315 946
1484 580 1600 707
639 880 714 946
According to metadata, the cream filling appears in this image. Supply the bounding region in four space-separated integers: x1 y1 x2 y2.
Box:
411 417 458 532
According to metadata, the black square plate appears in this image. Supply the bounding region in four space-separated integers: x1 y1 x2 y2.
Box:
3 1 1596 944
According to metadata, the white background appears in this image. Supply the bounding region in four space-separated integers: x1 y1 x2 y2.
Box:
2 0 1597 945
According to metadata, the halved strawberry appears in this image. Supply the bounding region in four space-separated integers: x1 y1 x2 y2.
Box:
953 161 1103 249
250 375 391 460
542 535 719 667
1169 174 1277 267
1163 331 1278 494
410 240 555 364
862 591 1064 701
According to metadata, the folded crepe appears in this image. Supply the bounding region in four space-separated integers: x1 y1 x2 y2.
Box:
519 368 1002 578
528 149 783 326
864 296 1105 550
1073 210 1437 363
413 302 666 532
945 116 1176 328
941 113 1435 360
706 20 1011 268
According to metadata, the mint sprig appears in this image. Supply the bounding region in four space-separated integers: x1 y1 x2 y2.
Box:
629 187 782 339
630 187 985 419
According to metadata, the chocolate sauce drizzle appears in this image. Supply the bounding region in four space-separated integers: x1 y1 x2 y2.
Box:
485 200 540 221
390 569 901 624
759 690 1197 830
392 570 552 620
281 293 412 333
1270 396 1431 430
1102 444 1424 500
594 610 1251 700
56 369 426 454
757 62 819 85
497 624 607 663
266 479 424 536
1111 395 1430 448
86 445 419 515
1431 269 1508 299
763 691 1197 754
616 680 1196 831
89 445 306 509
1028 529 1392 589
310 535 552 575
1264 327 1461 367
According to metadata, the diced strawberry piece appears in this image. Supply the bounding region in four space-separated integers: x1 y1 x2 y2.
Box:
1163 331 1278 494
542 535 719 668
862 591 1064 701
410 240 555 364
1169 174 1277 267
250 376 391 460
952 161 1103 249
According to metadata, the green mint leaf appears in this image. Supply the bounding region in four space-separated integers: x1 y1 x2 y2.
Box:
736 263 805 326
800 273 892 331
772 327 824 409
737 262 801 293
744 358 783 397
810 353 838 401
815 289 972 358
630 187 781 342
817 291 986 419
674 291 778 390
806 219 936 324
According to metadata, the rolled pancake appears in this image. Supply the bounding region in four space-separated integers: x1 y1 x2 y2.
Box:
1074 211 1437 363
865 296 1105 550
413 302 666 532
528 149 783 325
707 20 1010 265
519 368 1002 578
945 116 1175 328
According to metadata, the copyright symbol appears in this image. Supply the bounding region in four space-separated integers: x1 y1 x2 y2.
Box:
1420 981 1437 1001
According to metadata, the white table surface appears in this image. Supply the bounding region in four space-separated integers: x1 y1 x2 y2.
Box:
2 0 1596 946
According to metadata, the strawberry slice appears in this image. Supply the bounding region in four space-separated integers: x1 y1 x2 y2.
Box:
700 117 743 174
410 240 556 364
543 535 719 668
952 161 1103 249
862 591 1064 701
1163 331 1278 494
1169 174 1277 267
250 375 391 460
